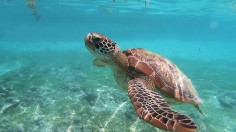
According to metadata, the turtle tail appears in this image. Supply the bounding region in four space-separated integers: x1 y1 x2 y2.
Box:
194 105 204 116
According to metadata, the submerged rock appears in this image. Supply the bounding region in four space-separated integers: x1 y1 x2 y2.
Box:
0 86 8 93
216 92 236 110
9 124 24 132
73 116 81 124
0 99 20 114
0 117 11 123
0 85 8 97
82 92 97 105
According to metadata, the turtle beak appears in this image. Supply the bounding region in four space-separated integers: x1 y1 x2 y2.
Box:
84 33 95 51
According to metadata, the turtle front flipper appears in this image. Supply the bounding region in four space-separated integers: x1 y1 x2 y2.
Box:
93 58 106 67
128 78 197 132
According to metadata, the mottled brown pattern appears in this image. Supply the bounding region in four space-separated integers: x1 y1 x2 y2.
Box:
128 78 197 132
85 33 203 132
124 48 202 105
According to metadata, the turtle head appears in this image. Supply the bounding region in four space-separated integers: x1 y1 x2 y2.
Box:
84 32 121 61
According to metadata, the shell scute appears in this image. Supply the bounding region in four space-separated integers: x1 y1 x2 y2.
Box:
123 48 202 104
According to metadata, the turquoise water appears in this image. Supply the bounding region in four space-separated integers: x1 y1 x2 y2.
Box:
0 0 236 132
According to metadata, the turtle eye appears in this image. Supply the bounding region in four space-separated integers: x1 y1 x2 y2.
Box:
93 37 101 42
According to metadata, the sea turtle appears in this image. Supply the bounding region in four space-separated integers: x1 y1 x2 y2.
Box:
84 32 203 132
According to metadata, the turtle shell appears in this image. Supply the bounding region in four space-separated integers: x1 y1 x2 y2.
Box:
123 48 202 105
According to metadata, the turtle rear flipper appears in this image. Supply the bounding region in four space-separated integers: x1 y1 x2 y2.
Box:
128 78 197 132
